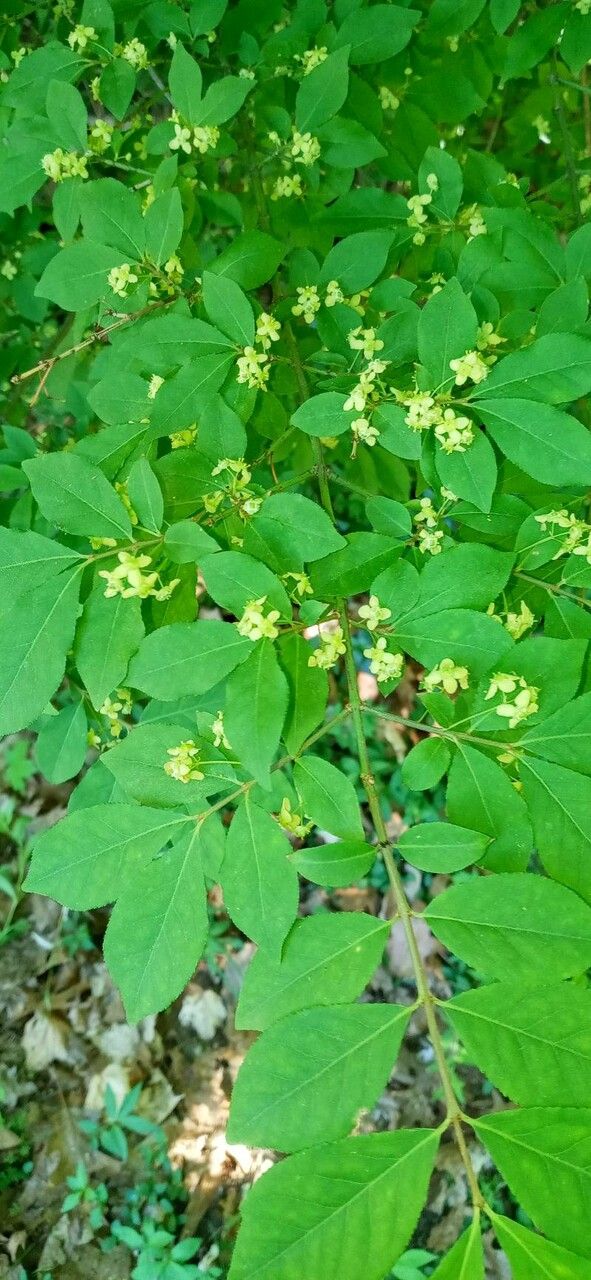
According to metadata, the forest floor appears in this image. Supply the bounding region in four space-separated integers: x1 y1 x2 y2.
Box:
0 723 514 1280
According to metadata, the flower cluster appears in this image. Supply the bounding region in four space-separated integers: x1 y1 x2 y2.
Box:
170 427 197 449
401 391 442 432
296 46 328 75
476 322 504 354
344 359 388 414
290 128 321 166
283 571 313 597
351 417 379 452
449 349 489 386
164 740 204 783
423 658 469 696
99 689 133 738
485 674 539 729
98 551 179 601
89 120 113 153
271 174 303 200
414 499 444 555
169 113 219 156
41 149 89 182
115 38 148 68
488 600 535 641
292 285 321 324
433 409 474 454
325 280 344 307
108 264 139 298
348 327 385 362
407 191 432 245
237 346 270 390
67 23 96 49
364 638 404 683
256 312 281 350
277 797 313 838
308 624 346 670
207 457 262 518
379 86 400 111
534 509 591 563
358 595 391 631
237 596 281 641
212 711 230 750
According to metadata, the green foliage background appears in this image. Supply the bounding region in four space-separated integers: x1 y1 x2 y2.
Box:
2 0 591 1275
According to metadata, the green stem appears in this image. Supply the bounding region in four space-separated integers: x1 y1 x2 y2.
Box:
283 222 483 1208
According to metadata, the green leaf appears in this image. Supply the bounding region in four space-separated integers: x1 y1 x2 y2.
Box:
371 560 420 619
424 872 591 981
163 521 220 564
236 912 390 1032
75 589 144 709
202 270 254 345
279 633 328 756
365 498 412 541
202 550 291 616
418 146 463 220
35 240 123 310
147 354 234 435
0 528 81 595
473 1108 591 1258
472 334 591 404
334 3 419 64
4 40 82 112
476 400 591 487
127 619 251 699
295 46 350 132
291 391 353 438
24 453 133 540
491 1213 590 1279
250 494 345 564
99 58 135 119
144 188 183 267
396 609 513 678
104 826 208 1021
447 745 533 872
404 545 513 620
194 75 252 126
228 1003 411 1152
0 571 81 736
430 1222 484 1279
290 839 375 887
294 755 364 840
318 231 394 293
209 231 285 288
435 431 497 514
401 739 451 791
417 278 478 390
224 639 288 788
102 720 234 807
447 980 591 1107
310 533 398 600
521 757 591 903
46 79 87 151
25 804 188 909
222 795 298 955
521 693 591 774
35 701 87 784
126 458 164 533
399 823 489 872
228 1129 439 1280
169 42 203 123
80 179 145 260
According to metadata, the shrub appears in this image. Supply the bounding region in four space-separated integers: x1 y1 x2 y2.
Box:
2 2 591 1276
